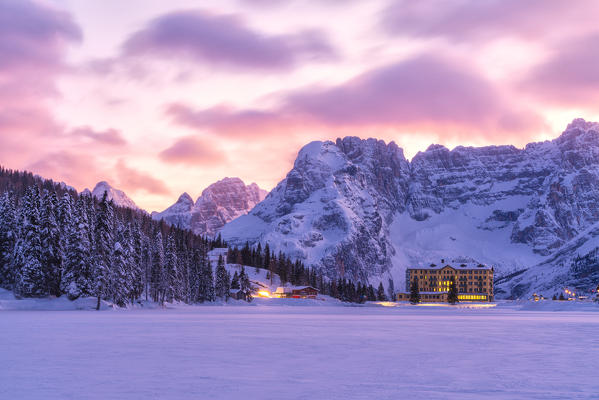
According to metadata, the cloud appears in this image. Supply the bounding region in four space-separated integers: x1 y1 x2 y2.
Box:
27 151 103 190
165 55 545 141
115 160 170 195
159 136 228 166
0 0 81 143
70 126 128 146
381 0 599 43
521 33 599 107
121 9 336 71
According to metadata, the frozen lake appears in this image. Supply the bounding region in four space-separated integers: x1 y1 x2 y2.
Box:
1 304 598 399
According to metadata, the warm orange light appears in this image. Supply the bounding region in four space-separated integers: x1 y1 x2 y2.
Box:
256 290 271 298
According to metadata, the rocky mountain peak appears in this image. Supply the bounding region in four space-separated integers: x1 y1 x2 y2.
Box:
85 181 139 210
153 177 267 236
222 120 599 299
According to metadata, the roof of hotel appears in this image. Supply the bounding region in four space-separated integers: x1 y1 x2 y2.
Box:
409 261 493 271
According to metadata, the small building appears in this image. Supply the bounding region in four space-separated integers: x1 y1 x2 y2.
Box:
273 286 319 299
230 289 245 300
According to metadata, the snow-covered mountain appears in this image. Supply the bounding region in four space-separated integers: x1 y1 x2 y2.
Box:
152 177 267 236
82 181 139 210
221 119 599 298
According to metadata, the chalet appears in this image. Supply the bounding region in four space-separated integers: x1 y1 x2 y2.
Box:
230 289 245 300
396 260 494 302
273 286 319 299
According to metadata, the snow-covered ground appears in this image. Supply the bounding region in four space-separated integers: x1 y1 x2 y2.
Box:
1 302 598 399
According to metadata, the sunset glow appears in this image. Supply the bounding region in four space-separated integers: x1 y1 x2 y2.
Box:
3 0 599 211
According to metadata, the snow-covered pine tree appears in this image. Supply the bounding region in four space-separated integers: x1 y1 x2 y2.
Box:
151 230 165 303
110 224 130 307
0 192 17 289
188 248 201 302
214 254 230 301
61 210 92 300
176 245 188 303
198 250 214 302
448 276 459 304
239 266 252 302
129 221 144 302
141 235 152 301
163 234 178 303
387 278 395 302
230 271 240 290
14 186 45 298
93 192 114 310
377 282 387 301
409 278 420 304
40 190 62 296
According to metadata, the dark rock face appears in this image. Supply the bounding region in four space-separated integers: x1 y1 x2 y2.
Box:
221 119 599 296
153 178 267 236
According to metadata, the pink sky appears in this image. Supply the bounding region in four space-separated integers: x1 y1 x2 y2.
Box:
2 0 599 211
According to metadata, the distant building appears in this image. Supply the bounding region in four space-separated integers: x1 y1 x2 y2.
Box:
230 289 245 300
396 261 494 302
273 286 319 299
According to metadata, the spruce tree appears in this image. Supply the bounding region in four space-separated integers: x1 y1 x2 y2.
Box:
93 192 114 310
240 266 252 302
200 255 215 302
163 234 178 303
110 228 130 307
151 230 165 303
377 282 387 301
215 255 230 301
0 192 17 289
447 276 459 304
409 277 420 304
387 278 395 302
14 186 45 298
40 190 62 296
231 271 240 290
61 211 93 300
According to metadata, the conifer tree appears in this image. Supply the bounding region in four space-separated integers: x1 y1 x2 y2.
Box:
215 255 230 301
151 230 165 303
409 277 420 304
40 190 62 296
377 282 387 301
240 266 252 302
93 192 114 310
163 234 178 303
61 212 93 300
387 278 395 302
110 227 130 307
129 222 144 301
0 192 17 289
14 186 45 297
200 255 215 302
231 271 240 290
448 276 459 304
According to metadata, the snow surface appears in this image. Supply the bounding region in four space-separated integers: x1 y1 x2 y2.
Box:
1 301 598 399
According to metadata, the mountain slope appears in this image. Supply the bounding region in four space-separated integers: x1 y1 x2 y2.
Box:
152 177 267 236
221 119 599 298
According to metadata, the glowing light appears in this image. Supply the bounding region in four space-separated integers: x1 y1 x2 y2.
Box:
375 301 397 307
255 290 271 298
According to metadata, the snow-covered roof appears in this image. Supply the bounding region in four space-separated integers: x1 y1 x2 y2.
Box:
275 286 318 293
410 261 492 271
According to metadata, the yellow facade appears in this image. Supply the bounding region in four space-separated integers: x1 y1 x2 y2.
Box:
398 264 494 302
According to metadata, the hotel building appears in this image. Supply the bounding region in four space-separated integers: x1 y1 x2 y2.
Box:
396 261 494 302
